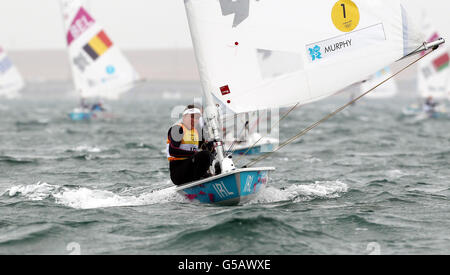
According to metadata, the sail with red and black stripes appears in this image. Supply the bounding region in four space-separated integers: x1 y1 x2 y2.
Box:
60 0 141 100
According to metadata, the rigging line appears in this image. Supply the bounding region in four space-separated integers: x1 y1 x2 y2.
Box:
242 46 437 168
221 111 250 152
226 120 249 153
234 102 300 163
227 112 265 155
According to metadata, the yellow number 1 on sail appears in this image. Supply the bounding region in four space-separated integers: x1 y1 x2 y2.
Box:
331 0 360 32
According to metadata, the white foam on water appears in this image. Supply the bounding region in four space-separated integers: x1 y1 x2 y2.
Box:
72 145 102 153
386 169 407 179
53 186 187 209
250 180 348 204
6 181 61 201
5 180 348 208
4 181 187 209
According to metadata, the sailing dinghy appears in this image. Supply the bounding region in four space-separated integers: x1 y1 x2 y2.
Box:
60 0 141 121
403 10 449 118
174 0 444 205
0 46 25 99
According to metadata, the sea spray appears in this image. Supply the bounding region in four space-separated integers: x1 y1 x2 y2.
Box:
4 181 187 209
249 180 348 204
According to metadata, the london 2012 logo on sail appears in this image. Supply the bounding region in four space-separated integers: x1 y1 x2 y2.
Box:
308 39 353 62
308 46 322 61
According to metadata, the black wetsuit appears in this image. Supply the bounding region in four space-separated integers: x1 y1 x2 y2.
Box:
167 125 213 186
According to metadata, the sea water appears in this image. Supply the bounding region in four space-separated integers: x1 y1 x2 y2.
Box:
0 81 449 255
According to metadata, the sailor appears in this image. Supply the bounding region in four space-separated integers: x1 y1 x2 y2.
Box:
91 102 105 112
167 105 215 185
423 96 438 115
80 98 89 109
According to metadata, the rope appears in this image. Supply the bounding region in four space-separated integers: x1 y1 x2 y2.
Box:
233 102 300 163
242 46 437 168
226 120 249 153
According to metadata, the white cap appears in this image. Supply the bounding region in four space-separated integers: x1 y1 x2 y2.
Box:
182 108 202 116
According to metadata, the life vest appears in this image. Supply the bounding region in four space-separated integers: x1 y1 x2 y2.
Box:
166 123 199 161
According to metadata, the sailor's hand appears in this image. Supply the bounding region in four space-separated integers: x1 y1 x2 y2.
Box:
202 141 216 152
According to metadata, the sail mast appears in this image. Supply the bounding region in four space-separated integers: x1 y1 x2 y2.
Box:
184 1 234 171
203 87 226 163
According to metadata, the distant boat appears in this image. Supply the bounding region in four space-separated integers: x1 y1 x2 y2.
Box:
418 16 450 100
222 111 279 156
229 133 279 156
59 0 141 120
403 11 449 118
0 46 25 99
361 67 398 99
169 0 436 206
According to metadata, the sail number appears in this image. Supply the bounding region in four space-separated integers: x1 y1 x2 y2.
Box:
341 4 346 18
219 0 250 27
331 0 360 32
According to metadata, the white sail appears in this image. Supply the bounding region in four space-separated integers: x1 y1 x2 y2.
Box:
0 46 25 99
417 12 449 100
360 67 398 99
184 0 426 114
60 0 140 100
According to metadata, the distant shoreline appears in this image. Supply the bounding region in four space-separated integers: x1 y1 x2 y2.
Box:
8 49 200 82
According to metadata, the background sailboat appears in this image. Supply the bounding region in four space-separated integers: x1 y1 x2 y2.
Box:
418 15 449 101
402 10 449 118
222 111 279 155
175 0 433 205
60 0 141 120
0 46 25 99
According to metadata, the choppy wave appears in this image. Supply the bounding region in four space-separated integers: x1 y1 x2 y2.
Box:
3 182 186 209
3 180 348 209
125 142 156 150
66 145 103 153
250 180 348 204
0 156 38 165
0 224 60 246
15 119 49 127
162 216 305 253
6 182 61 201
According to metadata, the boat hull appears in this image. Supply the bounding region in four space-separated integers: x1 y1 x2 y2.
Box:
69 108 114 121
69 111 92 121
233 143 275 155
402 105 446 119
176 167 275 206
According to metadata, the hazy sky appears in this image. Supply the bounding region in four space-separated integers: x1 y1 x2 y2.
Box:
0 0 449 50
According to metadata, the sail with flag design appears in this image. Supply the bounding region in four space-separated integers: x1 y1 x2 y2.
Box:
174 0 443 205
0 46 25 99
60 0 140 102
417 12 450 100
